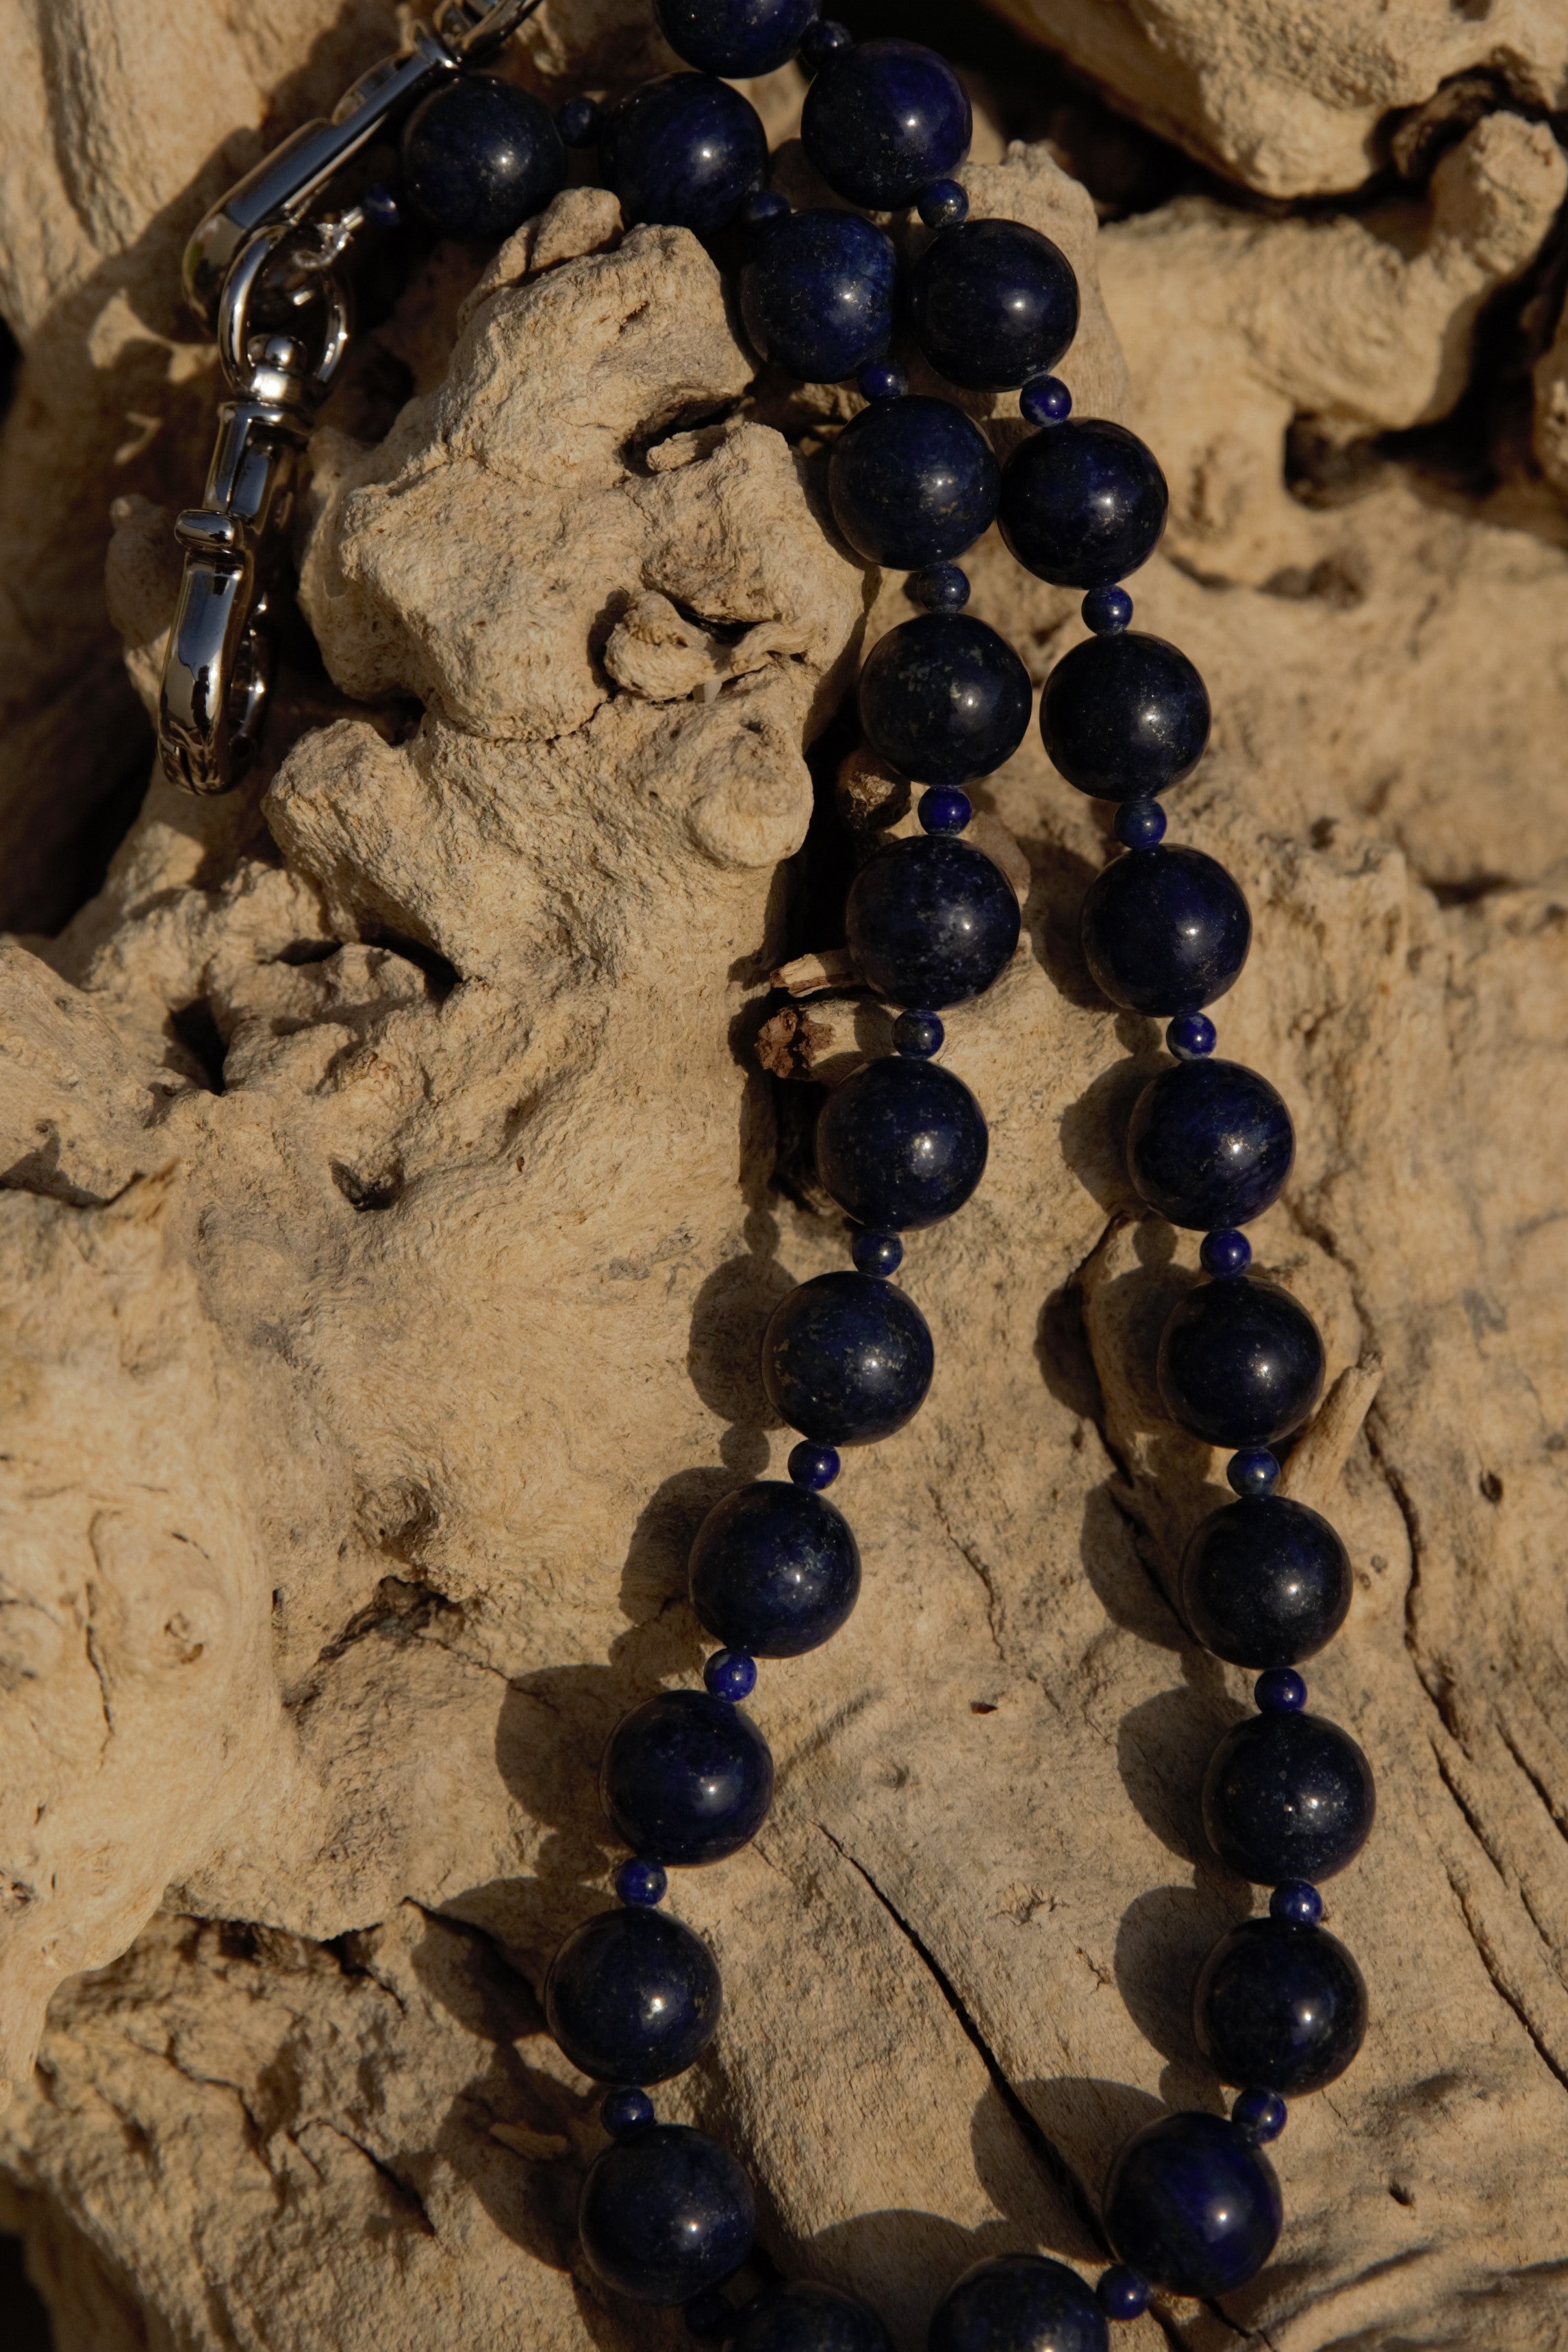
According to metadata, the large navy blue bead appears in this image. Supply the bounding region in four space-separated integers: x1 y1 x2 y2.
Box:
846 835 1021 1008
1194 1915 1367 2094
601 1689 774 1866
401 77 566 243
733 2280 892 2351
908 218 1080 393
579 2122 754 2303
859 614 1032 787
763 1271 933 1446
741 210 897 384
1128 1058 1295 1231
545 1905 721 2084
1102 2112 1281 2297
1203 1709 1376 1884
1081 846 1249 1016
829 397 1000 568
801 39 970 210
1041 631 1210 802
1000 421 1168 590
601 74 766 234
1158 1276 1325 1450
689 1480 861 1657
816 1055 988 1230
1180 1494 1352 1669
929 2253 1108 2352
656 0 818 75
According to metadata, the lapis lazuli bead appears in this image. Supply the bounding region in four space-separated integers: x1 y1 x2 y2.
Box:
1020 373 1072 427
847 836 1021 1008
802 38 971 210
362 179 402 230
852 1228 903 1277
799 15 850 66
1095 2266 1150 2323
601 1688 774 1866
732 2279 892 2351
557 95 602 149
685 2286 734 2341
616 1857 669 1907
1000 418 1167 588
817 1053 988 1231
929 2254 1108 2352
920 785 972 831
1231 2087 1287 2145
909 218 1080 393
604 2086 656 2138
1042 631 1211 801
742 186 792 231
1113 799 1165 849
1102 2111 1281 2297
1202 1227 1252 1279
546 1905 722 2084
909 565 970 613
1168 1012 1217 1059
829 396 1000 570
1226 1444 1278 1494
579 2123 755 2303
705 1647 758 1702
918 178 970 230
1128 1057 1294 1231
1272 1880 1324 1926
1256 1666 1307 1712
1081 845 1250 1018
656 0 819 77
788 1439 841 1488
741 210 897 384
1083 584 1133 634
690 1480 861 1656
1202 1708 1376 1884
401 77 566 242
1158 1275 1325 1449
859 613 1032 787
1182 1494 1351 1668
893 1008 944 1058
601 74 766 234
1196 1913 1367 2093
763 1271 934 1446
858 360 907 403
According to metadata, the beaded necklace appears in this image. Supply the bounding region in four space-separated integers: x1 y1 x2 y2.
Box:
160 3 1375 2343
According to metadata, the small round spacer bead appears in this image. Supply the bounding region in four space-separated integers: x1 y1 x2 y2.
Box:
741 185 791 232
1201 1227 1252 1279
614 1856 668 1907
1232 2086 1288 2144
1226 1444 1279 1496
1082 584 1133 635
1271 1879 1324 1926
788 1439 841 1489
852 1228 904 1279
920 786 972 834
800 16 852 68
893 1009 945 1058
1167 1012 1217 1060
1256 1666 1308 1714
918 178 970 230
857 357 907 403
1020 373 1072 427
684 2288 734 2341
602 2086 655 2138
1096 2265 1152 2322
556 94 602 148
1113 797 1166 849
705 1648 758 1703
908 562 970 612
362 179 403 230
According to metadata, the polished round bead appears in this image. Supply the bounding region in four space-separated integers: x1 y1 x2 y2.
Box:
705 1647 758 1702
1256 1667 1307 1713
817 1054 988 1231
858 358 907 402
687 2286 735 2340
1128 1058 1293 1231
829 397 1000 569
742 186 792 231
1202 1709 1376 1884
1196 1914 1367 2093
1081 845 1250 1018
1226 1445 1278 1495
1113 799 1165 849
801 38 970 210
1231 2087 1287 2144
604 2087 656 2138
732 2279 892 2351
1000 418 1166 588
401 77 567 242
742 209 897 384
909 218 1079 394
1168 1012 1217 1060
557 95 603 149
546 1906 722 2084
1201 1227 1251 1279
602 1689 774 1866
1041 631 1211 801
859 613 1032 787
690 1479 861 1656
1095 2267 1150 2323
601 73 766 234
1184 1491 1349 1670
919 178 970 230
362 179 402 230
656 0 820 76
1271 1880 1324 1926
799 15 850 66
1158 1275 1325 1450
847 836 1021 1008
893 1008 944 1058
909 565 971 613
920 786 972 831
616 1857 669 1907
1102 2111 1281 2297
1083 585 1133 634
579 2123 755 2303
788 1439 841 1489
763 1271 933 1446
929 2253 1108 2352
852 1228 903 1277
1020 373 1072 427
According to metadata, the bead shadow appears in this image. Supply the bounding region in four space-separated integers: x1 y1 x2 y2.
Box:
1057 1019 1165 1211
799 2207 1050 2352
1011 836 1105 1013
1115 1666 1247 1871
1074 1479 1185 1653
1113 1881 1250 2094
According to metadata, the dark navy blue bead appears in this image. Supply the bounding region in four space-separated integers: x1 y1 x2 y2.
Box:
859 614 1031 788
690 1480 861 1656
1102 2111 1281 2297
852 1229 903 1277
742 186 792 231
1113 799 1165 849
817 1054 988 1231
705 1647 758 1702
602 74 766 234
742 210 897 384
1256 1667 1307 1713
857 358 907 403
893 1009 944 1058
1202 1227 1251 1278
788 1440 841 1488
579 2122 755 2303
1202 1708 1376 1884
1231 2088 1287 2144
656 0 820 76
848 836 1020 1009
604 2086 656 2138
1000 418 1166 588
920 786 972 831
686 2286 735 2340
799 16 851 67
909 565 970 613
763 1271 933 1446
1083 585 1133 634
1183 1495 1350 1668
1042 630 1210 801
602 1688 774 1866
1167 1012 1217 1060
929 2253 1107 2352
557 95 603 149
1020 373 1072 427
616 1857 669 1907
1271 1881 1323 1926
1196 1914 1367 2093
546 1906 722 2084
1081 846 1249 1019
401 77 567 243
1226 1445 1278 1495
362 179 402 230
918 179 970 230
829 397 1000 569
1128 1057 1293 1231
733 2279 892 2351
909 218 1079 394
1095 2267 1150 2323
1159 1275 1325 1449
801 39 970 210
